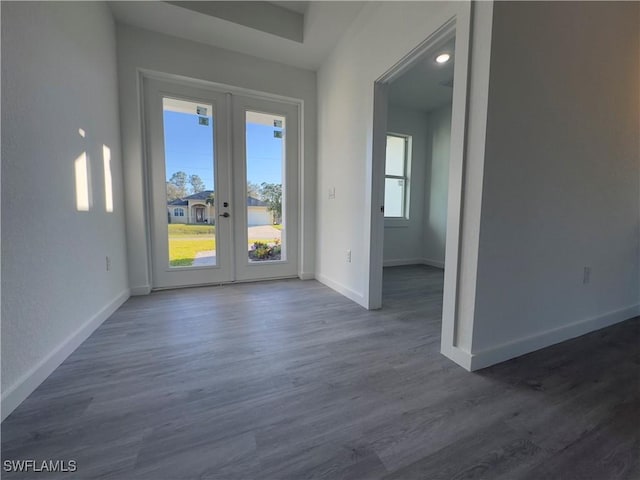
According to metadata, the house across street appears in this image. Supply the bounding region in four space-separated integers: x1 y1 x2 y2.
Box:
168 190 272 226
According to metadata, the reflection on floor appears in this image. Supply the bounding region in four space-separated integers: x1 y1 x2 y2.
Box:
2 266 638 479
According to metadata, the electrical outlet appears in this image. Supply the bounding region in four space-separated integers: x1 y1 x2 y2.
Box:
583 266 591 284
346 249 352 263
328 186 336 200
106 256 111 271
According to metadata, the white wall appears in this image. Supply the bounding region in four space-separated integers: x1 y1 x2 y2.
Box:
116 24 317 293
316 1 481 307
423 104 452 267
470 1 640 368
383 107 429 265
1 2 129 419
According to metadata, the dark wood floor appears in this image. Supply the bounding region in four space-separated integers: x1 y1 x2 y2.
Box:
2 265 639 479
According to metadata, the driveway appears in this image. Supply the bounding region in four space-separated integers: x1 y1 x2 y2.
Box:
247 225 281 241
192 250 215 266
191 226 280 266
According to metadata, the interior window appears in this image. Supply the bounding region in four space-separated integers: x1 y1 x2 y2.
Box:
384 134 410 218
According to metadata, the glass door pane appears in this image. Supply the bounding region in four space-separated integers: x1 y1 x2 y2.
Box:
245 111 286 263
162 98 216 268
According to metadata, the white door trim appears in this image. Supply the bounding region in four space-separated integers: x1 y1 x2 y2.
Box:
232 95 300 282
143 78 233 288
140 69 303 107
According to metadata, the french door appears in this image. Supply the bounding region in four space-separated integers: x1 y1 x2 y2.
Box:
144 78 299 289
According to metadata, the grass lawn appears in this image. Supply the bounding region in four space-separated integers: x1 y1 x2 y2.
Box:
168 224 215 235
167 224 282 266
168 224 216 266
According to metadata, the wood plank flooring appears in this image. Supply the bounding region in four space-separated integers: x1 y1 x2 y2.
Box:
2 265 639 479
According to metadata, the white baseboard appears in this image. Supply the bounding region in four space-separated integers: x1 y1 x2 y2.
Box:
469 304 640 371
298 272 315 280
1 289 130 422
382 258 445 269
383 258 423 267
441 344 473 371
130 285 151 295
421 257 445 269
315 273 366 308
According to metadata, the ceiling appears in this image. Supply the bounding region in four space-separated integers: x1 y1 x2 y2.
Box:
270 1 309 14
388 37 455 113
109 1 365 70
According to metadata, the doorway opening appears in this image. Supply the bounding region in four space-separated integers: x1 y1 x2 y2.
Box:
382 34 454 326
369 16 471 363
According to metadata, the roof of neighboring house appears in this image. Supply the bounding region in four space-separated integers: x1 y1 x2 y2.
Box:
182 190 214 200
167 191 268 207
168 190 213 206
247 196 267 207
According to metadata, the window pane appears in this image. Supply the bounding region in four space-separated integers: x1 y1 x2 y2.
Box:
246 111 285 263
385 135 405 176
384 178 405 217
162 97 216 268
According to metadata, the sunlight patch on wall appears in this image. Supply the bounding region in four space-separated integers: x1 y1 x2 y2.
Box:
103 145 113 213
74 152 91 211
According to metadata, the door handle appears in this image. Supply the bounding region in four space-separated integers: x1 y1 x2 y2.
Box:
219 212 230 218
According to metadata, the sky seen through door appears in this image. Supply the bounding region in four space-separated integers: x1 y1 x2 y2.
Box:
163 110 283 193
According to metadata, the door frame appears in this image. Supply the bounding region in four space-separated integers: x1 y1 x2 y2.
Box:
144 78 233 288
368 13 472 363
231 95 300 282
139 70 305 288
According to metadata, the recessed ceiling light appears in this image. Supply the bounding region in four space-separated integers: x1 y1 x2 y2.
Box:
435 53 451 64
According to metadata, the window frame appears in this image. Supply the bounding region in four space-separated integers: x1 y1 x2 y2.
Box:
173 207 185 217
384 132 412 227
